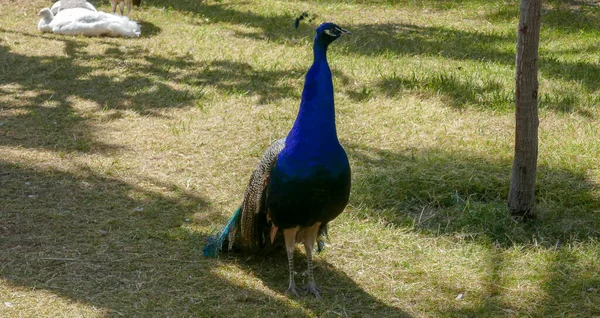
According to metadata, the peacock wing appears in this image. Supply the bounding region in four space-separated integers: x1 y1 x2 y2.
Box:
238 138 285 251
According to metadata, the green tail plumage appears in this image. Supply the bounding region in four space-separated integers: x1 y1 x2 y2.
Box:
203 207 241 257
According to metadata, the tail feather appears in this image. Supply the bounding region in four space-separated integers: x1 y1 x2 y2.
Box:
203 207 241 257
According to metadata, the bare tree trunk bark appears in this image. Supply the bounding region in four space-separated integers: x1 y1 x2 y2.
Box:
508 0 542 219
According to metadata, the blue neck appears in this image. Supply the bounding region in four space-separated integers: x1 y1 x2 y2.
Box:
313 37 329 63
285 37 337 149
276 36 345 177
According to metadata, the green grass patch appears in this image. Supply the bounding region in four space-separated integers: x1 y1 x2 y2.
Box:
1 0 599 317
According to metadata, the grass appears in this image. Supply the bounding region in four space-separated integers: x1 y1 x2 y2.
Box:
1 0 599 316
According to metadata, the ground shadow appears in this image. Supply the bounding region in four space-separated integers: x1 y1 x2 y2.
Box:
486 0 600 32
142 57 304 104
372 68 592 117
137 1 600 114
0 160 409 316
326 20 597 115
143 3 513 64
340 22 600 95
372 71 512 111
0 32 199 151
0 31 311 153
0 160 221 316
346 142 600 246
445 242 600 316
138 20 162 37
346 143 600 315
540 248 600 316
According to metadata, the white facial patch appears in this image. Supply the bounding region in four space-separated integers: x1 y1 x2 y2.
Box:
324 29 335 36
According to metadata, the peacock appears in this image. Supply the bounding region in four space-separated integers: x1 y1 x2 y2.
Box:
203 21 351 298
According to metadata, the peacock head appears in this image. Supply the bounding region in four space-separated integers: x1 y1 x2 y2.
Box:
37 8 54 20
315 23 351 46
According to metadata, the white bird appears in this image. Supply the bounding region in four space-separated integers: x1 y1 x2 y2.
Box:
37 8 141 38
50 0 97 15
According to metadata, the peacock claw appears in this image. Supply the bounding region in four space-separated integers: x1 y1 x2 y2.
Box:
304 283 322 299
286 287 301 298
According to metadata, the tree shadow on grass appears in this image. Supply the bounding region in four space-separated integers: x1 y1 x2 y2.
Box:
0 30 311 154
343 22 600 94
148 4 514 65
141 0 600 114
371 71 512 111
0 33 198 153
485 0 600 32
446 244 600 316
141 57 305 105
346 143 600 246
371 69 592 117
144 0 321 46
142 1 600 115
136 2 598 115
539 248 600 316
0 160 409 316
177 3 593 115
0 160 220 316
346 143 600 316
0 30 200 114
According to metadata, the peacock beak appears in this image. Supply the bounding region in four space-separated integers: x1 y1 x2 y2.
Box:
337 27 351 36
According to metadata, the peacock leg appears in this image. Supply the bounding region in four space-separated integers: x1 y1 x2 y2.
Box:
283 227 300 297
119 2 124 15
303 223 322 298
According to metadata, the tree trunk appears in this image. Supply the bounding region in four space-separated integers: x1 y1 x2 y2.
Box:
508 0 541 219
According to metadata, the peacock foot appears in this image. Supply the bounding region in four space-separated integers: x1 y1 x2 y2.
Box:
285 286 301 298
303 282 322 299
